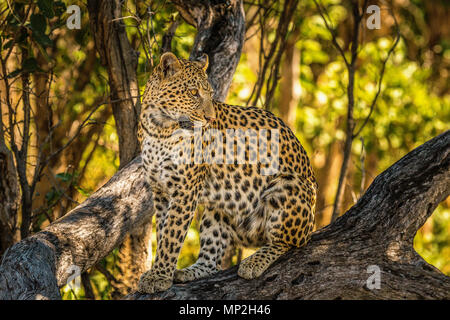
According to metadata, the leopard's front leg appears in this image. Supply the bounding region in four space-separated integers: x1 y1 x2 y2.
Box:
138 199 197 294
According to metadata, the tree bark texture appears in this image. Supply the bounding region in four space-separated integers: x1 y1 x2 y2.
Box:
172 0 246 102
0 157 153 299
0 131 448 299
87 0 141 166
87 0 150 297
0 141 20 257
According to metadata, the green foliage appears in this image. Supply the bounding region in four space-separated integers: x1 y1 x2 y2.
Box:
2 0 447 300
60 0 449 299
414 205 450 276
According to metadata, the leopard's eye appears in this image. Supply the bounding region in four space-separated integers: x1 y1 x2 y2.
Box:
190 89 199 96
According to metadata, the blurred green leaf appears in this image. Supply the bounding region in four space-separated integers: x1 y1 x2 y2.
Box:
32 29 52 47
30 13 47 33
56 172 73 182
22 57 38 72
37 0 55 18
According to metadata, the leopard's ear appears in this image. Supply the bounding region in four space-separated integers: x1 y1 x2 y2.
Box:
159 52 181 78
192 54 209 72
198 53 209 72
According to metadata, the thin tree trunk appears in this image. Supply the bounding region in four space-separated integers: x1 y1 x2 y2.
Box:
330 2 363 222
0 140 21 257
279 29 300 128
173 0 246 102
88 0 148 297
0 131 448 300
87 0 141 166
314 141 342 228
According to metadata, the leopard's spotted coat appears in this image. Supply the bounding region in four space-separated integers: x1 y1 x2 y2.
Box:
137 52 317 294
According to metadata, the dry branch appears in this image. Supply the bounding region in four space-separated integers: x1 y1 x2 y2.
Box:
0 157 153 299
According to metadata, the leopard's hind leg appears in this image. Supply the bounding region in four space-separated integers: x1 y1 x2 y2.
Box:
238 176 315 279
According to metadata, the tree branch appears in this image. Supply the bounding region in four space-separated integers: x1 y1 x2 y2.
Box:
126 131 449 300
0 156 153 299
353 2 401 138
1 131 448 299
329 0 365 222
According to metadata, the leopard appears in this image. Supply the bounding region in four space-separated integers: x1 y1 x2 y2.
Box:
137 52 317 294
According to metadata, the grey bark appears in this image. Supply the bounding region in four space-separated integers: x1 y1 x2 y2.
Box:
0 157 153 299
0 131 449 299
173 0 246 102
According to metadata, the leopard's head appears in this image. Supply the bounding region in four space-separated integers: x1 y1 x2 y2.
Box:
142 52 216 128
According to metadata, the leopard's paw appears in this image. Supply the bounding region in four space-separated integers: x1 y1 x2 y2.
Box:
237 257 269 280
173 269 196 283
174 263 219 283
138 271 172 294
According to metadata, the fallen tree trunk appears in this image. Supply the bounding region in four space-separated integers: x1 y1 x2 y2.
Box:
0 131 449 299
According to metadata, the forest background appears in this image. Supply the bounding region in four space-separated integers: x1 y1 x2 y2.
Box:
0 0 448 300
